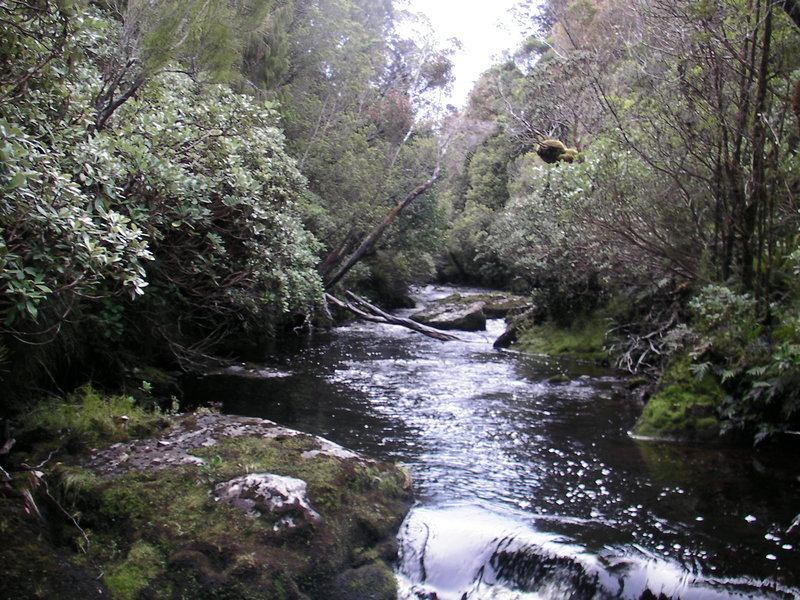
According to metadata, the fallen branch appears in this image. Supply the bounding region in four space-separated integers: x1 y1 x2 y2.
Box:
325 292 460 341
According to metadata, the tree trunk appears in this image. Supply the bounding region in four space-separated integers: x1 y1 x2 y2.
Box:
743 2 773 293
323 166 441 289
325 292 460 341
318 229 358 280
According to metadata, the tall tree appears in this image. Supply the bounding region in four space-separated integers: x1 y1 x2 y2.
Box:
263 0 453 298
93 0 280 129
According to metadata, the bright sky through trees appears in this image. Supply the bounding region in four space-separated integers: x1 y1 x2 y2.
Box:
402 0 528 106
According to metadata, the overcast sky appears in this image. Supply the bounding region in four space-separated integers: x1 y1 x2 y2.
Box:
400 0 529 106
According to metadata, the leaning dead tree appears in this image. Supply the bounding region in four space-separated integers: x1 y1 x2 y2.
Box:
321 126 460 339
325 291 460 341
323 165 441 289
322 168 452 339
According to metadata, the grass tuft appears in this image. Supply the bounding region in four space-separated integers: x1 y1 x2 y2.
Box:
20 383 168 453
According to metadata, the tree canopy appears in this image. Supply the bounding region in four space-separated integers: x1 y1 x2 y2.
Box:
436 0 800 440
0 0 452 399
2 0 800 439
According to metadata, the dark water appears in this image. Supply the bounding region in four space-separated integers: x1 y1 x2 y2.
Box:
187 286 800 599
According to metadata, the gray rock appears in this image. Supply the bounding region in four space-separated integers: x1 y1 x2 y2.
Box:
212 473 321 527
81 413 361 476
493 305 546 349
411 301 487 331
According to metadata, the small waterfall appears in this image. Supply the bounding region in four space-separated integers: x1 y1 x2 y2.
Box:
395 505 799 600
395 505 603 600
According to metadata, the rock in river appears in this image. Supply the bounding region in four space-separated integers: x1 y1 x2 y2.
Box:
411 300 487 331
2 413 412 600
212 472 322 527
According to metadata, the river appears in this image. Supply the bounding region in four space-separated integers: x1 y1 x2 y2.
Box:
188 286 800 599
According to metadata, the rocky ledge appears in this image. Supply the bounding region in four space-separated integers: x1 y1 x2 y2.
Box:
2 412 412 600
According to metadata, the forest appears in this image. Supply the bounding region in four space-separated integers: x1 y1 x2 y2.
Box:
3 1 800 599
2 0 800 441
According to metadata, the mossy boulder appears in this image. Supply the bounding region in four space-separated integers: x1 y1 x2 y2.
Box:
507 313 609 363
1 413 412 600
444 292 528 319
632 353 723 442
328 562 398 600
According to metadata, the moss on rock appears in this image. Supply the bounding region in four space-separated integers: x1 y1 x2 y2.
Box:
105 540 164 600
2 411 412 600
632 352 723 441
433 292 528 318
328 562 398 600
511 314 609 363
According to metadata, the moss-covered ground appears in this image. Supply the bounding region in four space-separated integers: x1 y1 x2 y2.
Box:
632 352 723 441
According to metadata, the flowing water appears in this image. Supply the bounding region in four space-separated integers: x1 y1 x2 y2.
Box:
187 286 800 599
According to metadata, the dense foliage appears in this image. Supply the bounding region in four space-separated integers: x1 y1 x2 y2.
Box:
0 0 455 403
437 0 800 441
0 2 324 400
3 0 799 441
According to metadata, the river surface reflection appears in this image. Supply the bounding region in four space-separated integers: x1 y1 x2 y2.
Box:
187 286 800 599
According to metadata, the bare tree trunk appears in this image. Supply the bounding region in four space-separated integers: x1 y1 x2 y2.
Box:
318 229 358 280
325 292 460 341
323 166 441 289
743 1 773 293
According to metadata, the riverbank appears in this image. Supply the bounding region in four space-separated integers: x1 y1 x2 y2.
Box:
505 313 721 442
191 288 799 599
0 387 412 600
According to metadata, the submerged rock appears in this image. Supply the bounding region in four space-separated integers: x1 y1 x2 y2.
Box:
216 363 293 379
3 413 412 600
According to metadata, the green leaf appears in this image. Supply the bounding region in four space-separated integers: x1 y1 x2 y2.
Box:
25 300 38 320
8 172 28 189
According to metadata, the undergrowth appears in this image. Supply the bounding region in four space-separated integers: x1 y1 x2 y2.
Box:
19 384 169 454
